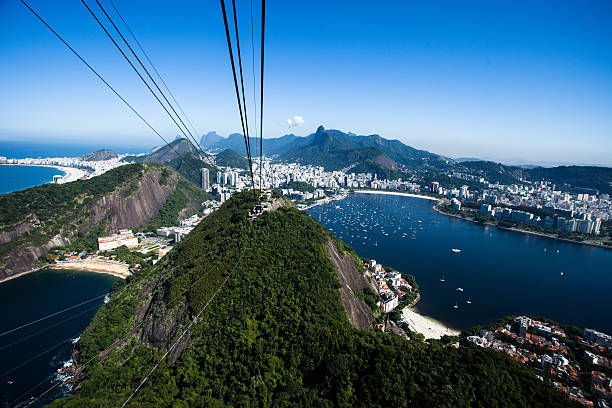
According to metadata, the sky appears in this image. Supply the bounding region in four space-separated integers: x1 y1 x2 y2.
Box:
0 0 611 165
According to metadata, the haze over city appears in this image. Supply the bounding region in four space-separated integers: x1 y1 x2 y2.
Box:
1 0 611 165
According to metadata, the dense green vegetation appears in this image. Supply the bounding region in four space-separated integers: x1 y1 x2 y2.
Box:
527 165 612 195
215 148 249 169
459 161 522 185
49 192 577 407
167 152 218 187
459 161 612 195
278 127 409 179
145 179 210 231
0 164 146 264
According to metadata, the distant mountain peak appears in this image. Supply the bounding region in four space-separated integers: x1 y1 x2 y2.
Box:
80 149 118 162
200 131 223 147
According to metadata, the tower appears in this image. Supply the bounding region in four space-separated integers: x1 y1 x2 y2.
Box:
200 168 210 191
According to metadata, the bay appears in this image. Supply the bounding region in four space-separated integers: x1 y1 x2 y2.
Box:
307 192 612 334
0 165 65 195
0 269 117 408
0 139 146 194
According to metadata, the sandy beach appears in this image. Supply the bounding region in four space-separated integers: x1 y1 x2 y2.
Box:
355 189 440 201
402 307 460 339
0 163 88 183
47 165 88 183
53 257 130 279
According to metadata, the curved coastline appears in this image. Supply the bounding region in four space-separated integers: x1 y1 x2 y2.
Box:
338 188 609 251
431 201 611 251
0 163 87 184
0 259 129 284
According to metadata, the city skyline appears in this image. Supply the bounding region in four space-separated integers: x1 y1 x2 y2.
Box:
1 1 611 165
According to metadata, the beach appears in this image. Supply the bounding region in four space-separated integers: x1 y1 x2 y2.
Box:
47 165 87 183
0 163 88 183
402 307 460 339
52 257 130 279
355 189 439 201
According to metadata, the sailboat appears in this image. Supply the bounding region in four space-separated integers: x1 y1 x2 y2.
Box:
466 297 472 304
453 301 459 309
440 273 446 282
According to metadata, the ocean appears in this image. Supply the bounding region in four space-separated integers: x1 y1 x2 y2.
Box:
307 192 612 334
0 269 117 408
0 139 147 194
0 139 143 406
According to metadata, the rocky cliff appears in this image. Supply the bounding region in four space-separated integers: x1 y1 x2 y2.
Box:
47 191 576 408
0 164 206 281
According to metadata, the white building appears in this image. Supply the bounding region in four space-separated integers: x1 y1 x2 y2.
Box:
98 229 138 251
200 168 210 191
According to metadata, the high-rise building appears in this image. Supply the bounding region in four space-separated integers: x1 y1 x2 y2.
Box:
200 168 210 191
431 181 440 194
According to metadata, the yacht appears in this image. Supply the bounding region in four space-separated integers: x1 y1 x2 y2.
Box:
453 302 459 309
451 248 461 253
466 297 472 304
456 287 464 292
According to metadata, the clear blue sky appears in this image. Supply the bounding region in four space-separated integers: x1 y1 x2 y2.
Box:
0 0 611 165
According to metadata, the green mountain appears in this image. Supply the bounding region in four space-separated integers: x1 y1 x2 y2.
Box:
215 148 250 170
202 126 453 173
123 138 217 187
0 164 209 281
125 138 201 164
279 126 406 179
526 165 612 195
459 160 612 194
48 192 575 407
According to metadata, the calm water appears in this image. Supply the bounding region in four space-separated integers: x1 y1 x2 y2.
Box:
0 269 117 408
0 166 65 195
308 193 612 334
0 139 148 194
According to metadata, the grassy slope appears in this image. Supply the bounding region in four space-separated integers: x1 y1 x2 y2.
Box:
49 192 577 408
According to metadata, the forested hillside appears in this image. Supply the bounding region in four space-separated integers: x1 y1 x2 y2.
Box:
48 191 577 407
122 138 217 186
0 164 209 280
214 148 249 169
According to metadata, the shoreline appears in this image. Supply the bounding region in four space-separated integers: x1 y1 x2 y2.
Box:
52 258 130 279
0 265 46 284
0 163 88 183
401 306 460 340
432 203 612 251
0 258 130 284
354 189 439 201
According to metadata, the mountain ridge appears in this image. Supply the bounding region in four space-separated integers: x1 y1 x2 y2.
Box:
47 191 577 408
0 164 209 281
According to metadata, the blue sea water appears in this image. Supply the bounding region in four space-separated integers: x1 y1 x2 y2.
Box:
0 139 147 194
0 269 117 408
308 193 612 334
0 166 65 195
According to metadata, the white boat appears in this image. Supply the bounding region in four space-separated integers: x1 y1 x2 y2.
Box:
453 302 459 309
456 287 464 292
466 297 472 304
451 248 461 253
440 274 445 282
